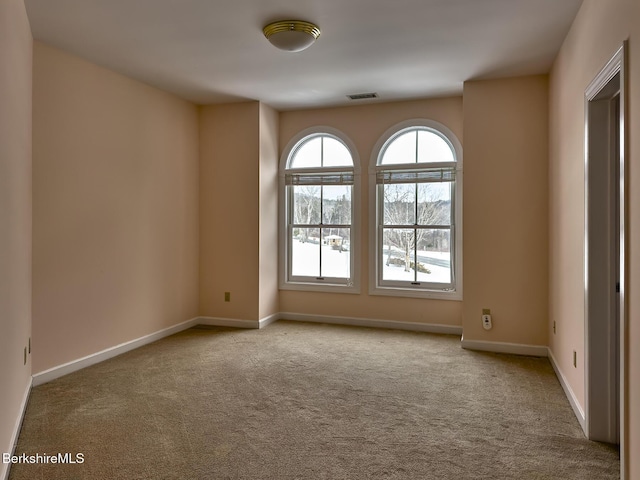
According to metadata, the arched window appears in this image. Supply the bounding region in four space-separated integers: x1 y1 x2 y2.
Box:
280 128 360 292
370 120 462 299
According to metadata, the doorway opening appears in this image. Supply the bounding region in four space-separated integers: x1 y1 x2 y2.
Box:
584 43 626 476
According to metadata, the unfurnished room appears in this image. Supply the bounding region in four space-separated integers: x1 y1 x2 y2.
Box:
1 0 639 479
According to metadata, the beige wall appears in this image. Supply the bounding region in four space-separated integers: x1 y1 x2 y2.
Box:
279 98 464 326
0 0 32 472
258 104 280 319
548 0 640 475
462 76 549 346
199 102 261 320
32 43 200 373
16 3 639 473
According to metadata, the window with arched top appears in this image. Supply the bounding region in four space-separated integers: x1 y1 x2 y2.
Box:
280 128 360 292
370 120 462 299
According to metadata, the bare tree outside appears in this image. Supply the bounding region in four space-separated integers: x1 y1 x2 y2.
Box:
375 125 458 287
322 186 351 244
293 185 320 242
382 181 451 276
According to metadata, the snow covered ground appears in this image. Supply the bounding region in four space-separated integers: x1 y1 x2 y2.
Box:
382 247 451 283
291 239 451 283
291 239 350 278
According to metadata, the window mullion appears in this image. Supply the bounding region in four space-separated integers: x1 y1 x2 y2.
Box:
418 224 451 229
413 179 419 283
414 180 419 282
318 185 324 278
318 137 324 278
287 187 294 281
291 223 350 228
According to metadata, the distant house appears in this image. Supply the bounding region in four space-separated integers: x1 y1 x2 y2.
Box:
324 235 343 249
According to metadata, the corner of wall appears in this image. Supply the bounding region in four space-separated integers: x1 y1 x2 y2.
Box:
461 76 549 349
0 0 33 475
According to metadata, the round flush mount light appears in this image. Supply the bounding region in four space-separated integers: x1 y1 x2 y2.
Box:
263 20 321 52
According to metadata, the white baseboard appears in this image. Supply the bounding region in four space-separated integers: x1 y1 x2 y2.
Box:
460 337 548 357
32 317 201 386
258 313 280 329
196 316 259 329
31 314 278 387
278 312 463 335
196 314 280 329
2 377 32 480
548 347 586 433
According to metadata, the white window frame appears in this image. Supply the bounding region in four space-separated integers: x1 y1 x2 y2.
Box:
369 119 463 300
279 126 361 293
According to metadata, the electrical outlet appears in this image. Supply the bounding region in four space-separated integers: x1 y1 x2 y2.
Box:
224 292 231 302
573 350 577 368
482 314 492 330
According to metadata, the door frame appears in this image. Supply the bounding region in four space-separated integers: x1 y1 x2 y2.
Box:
584 41 627 476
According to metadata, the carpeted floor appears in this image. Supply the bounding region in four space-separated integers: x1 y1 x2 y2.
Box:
9 321 619 479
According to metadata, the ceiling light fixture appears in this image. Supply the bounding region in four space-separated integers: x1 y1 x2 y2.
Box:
263 20 321 52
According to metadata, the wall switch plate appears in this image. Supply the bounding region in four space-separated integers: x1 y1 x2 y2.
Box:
573 350 577 368
553 321 556 334
224 292 230 302
482 314 492 330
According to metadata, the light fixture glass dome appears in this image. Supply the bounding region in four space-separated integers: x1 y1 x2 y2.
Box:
263 20 321 52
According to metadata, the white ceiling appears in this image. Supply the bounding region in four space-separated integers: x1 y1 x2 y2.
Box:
24 0 583 110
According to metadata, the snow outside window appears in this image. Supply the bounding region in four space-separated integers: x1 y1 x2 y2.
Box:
280 130 360 293
370 121 462 300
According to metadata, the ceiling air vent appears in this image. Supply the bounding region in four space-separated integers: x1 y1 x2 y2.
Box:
347 92 378 100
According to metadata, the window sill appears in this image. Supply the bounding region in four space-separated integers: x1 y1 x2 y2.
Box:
369 285 462 301
280 281 360 295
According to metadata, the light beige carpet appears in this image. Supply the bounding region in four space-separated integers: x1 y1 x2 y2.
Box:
10 321 619 479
